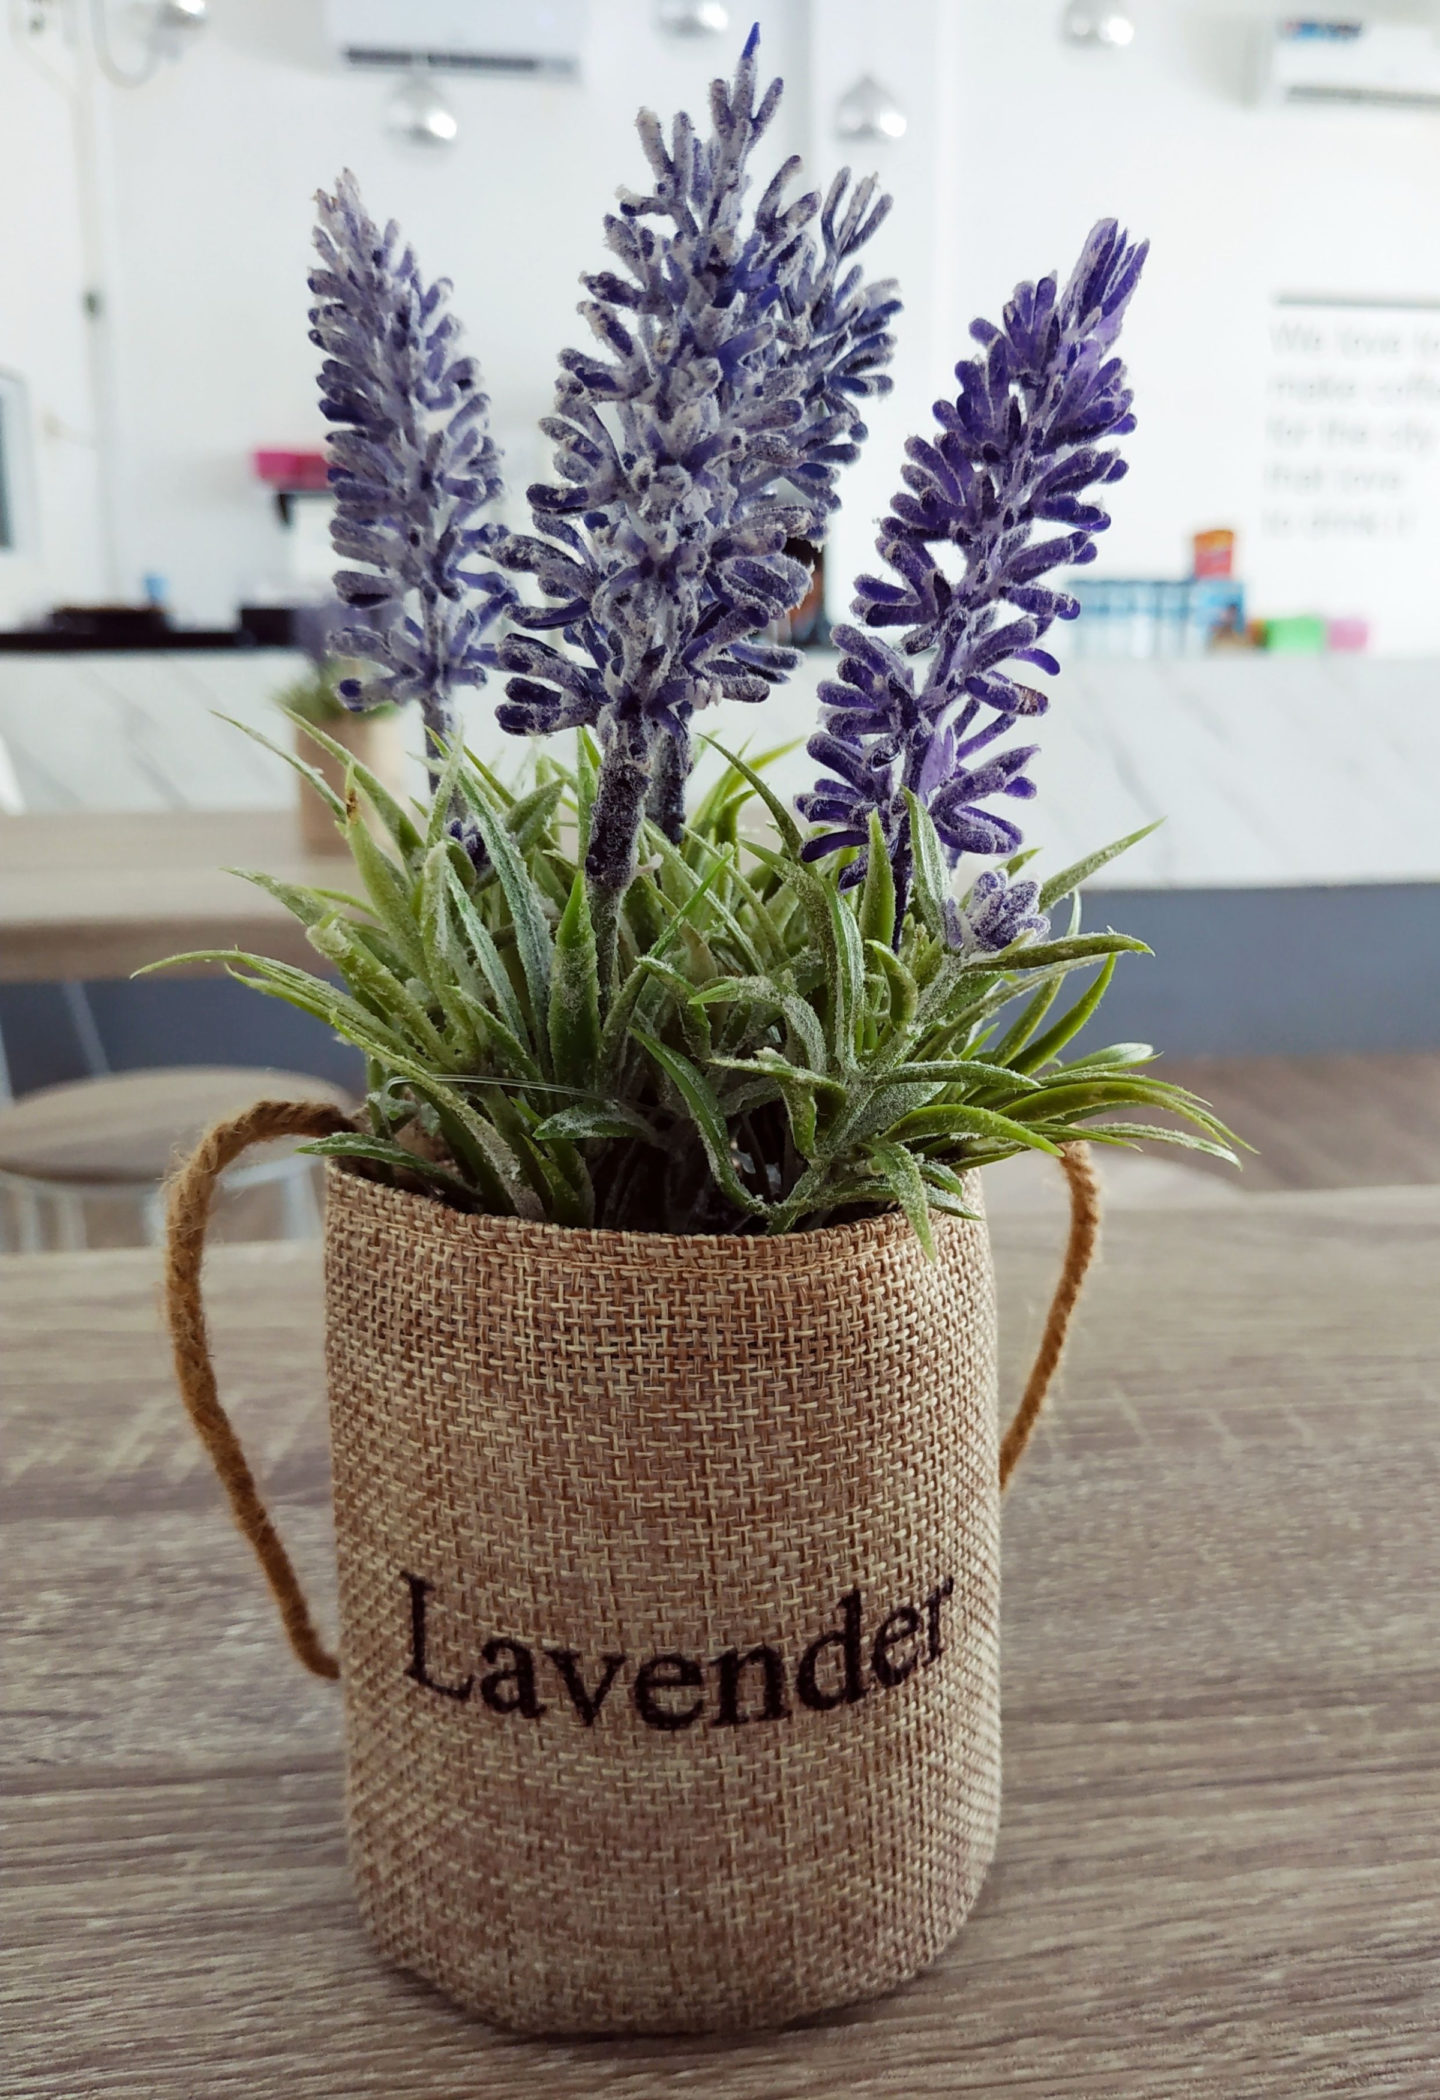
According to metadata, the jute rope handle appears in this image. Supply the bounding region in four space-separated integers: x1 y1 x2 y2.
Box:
164 1105 1101 1680
164 1099 354 1682
998 1141 1102 1491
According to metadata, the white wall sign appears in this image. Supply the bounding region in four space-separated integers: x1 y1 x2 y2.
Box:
1257 299 1440 653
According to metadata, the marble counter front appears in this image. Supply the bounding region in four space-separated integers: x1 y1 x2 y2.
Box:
0 646 1435 892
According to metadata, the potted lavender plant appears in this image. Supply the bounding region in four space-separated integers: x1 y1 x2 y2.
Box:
161 31 1233 2037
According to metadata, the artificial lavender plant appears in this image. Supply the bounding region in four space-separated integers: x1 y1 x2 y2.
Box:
496 26 899 957
309 172 512 782
162 35 1236 1238
799 220 1147 949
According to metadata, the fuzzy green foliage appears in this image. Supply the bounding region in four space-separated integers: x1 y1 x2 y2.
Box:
150 718 1237 1238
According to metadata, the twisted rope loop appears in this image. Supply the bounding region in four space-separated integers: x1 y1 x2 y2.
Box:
164 1107 1100 1677
164 1098 353 1680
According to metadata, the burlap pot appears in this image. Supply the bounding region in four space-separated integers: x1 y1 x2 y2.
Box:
164 1103 1099 2038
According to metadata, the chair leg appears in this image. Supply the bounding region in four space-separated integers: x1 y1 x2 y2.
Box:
54 1189 90 1252
5 1181 47 1254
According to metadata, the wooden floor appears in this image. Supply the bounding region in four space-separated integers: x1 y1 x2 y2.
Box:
1157 1053 1440 1191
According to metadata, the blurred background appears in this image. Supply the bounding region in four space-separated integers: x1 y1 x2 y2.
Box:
1 0 1437 1244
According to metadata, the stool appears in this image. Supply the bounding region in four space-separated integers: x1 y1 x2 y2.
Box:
0 1066 355 1252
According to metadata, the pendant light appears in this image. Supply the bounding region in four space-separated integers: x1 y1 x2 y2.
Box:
834 74 908 144
384 70 460 150
1061 2 1136 48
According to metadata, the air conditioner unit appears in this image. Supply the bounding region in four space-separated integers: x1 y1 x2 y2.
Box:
1260 19 1440 109
324 0 586 77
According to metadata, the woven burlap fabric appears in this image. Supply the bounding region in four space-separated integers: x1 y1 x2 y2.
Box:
324 1165 1001 2035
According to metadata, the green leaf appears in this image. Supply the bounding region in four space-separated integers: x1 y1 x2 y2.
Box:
903 791 951 942
575 729 599 858
1060 1119 1239 1164
864 941 919 1036
305 915 450 1064
886 1102 1062 1154
1013 954 1116 1073
990 931 1150 971
506 776 568 851
298 1133 476 1204
216 713 345 819
982 975 1061 1068
423 741 468 849
709 1051 848 1101
633 1028 768 1216
748 843 862 1068
1038 821 1162 911
290 712 424 861
456 777 554 1051
858 811 897 950
531 1103 660 1146
547 867 602 1090
438 863 530 1047
699 737 804 856
345 811 428 979
863 1139 935 1257
1012 1076 1237 1146
227 867 333 931
1055 1042 1157 1073
884 1059 1042 1091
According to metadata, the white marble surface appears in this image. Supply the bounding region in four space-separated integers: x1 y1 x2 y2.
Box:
1 647 1436 890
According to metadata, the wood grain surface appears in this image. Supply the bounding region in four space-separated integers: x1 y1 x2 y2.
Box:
3 1189 1437 2096
0 810 336 980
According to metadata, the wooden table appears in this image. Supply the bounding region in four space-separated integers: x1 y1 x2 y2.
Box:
0 810 335 980
4 1189 1437 2096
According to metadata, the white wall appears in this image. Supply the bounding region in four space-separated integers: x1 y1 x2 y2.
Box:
0 11 109 621
5 1 1440 646
820 0 1440 653
93 0 807 622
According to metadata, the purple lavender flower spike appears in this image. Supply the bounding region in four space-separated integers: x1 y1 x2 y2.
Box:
309 171 512 779
496 27 899 907
944 869 1050 959
798 218 1146 936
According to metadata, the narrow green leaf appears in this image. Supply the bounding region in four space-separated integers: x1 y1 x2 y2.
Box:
1013 954 1116 1073
864 1140 935 1257
992 931 1150 971
424 740 468 849
859 811 897 950
299 1133 476 1204
903 791 950 942
547 867 602 1090
1038 821 1162 911
227 867 332 931
888 1103 1063 1154
531 1103 660 1146
633 1028 768 1216
699 737 804 855
982 975 1061 1068
709 1051 848 1100
1054 1119 1239 1164
884 1059 1042 1091
441 865 534 1051
456 778 554 1052
290 712 424 860
345 811 428 978
216 712 345 819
